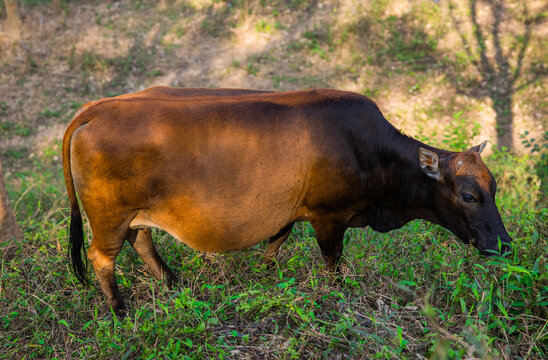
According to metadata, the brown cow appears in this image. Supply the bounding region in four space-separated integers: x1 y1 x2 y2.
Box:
63 87 512 313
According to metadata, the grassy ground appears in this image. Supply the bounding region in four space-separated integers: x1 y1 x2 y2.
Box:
0 0 547 359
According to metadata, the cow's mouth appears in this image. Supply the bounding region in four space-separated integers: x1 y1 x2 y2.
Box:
476 238 512 257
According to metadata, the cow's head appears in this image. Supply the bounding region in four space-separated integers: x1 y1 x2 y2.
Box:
418 141 512 256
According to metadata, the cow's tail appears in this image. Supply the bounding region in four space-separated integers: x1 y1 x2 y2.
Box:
62 104 95 286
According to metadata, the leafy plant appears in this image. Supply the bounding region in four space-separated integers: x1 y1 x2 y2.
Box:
442 111 481 151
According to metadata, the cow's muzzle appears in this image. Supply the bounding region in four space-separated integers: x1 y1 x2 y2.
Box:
478 236 512 257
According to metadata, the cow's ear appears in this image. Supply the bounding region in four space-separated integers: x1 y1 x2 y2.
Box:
419 147 441 180
469 140 487 154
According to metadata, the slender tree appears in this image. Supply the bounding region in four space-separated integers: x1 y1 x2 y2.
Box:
0 161 22 255
448 0 533 150
4 0 22 34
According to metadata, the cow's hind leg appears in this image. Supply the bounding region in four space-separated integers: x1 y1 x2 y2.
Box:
87 230 126 314
127 229 178 287
262 222 294 265
311 221 346 272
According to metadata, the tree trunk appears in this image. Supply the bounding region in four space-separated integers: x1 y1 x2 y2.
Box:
0 161 22 255
493 92 514 151
5 0 21 35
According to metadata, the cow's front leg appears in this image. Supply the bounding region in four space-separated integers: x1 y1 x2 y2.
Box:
311 220 346 272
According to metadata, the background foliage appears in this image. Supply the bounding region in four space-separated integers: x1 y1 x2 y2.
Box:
0 0 546 358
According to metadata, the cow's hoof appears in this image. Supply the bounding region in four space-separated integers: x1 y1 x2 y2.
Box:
104 306 127 320
166 274 181 289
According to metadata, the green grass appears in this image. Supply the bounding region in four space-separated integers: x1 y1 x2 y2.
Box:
0 145 546 359
0 0 546 358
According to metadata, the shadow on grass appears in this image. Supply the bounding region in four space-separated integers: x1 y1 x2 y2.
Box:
447 0 542 151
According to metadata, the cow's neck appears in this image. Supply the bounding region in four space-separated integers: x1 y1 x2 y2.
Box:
385 130 442 205
355 128 447 230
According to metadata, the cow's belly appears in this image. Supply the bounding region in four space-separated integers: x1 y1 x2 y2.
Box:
129 188 303 253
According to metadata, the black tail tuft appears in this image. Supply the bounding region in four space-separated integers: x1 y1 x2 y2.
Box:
68 207 91 286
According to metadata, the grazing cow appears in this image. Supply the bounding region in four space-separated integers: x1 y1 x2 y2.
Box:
62 87 512 313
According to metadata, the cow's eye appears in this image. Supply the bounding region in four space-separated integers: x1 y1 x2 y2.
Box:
462 193 477 203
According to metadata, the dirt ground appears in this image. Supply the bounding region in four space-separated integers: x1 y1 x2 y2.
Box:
0 0 546 169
